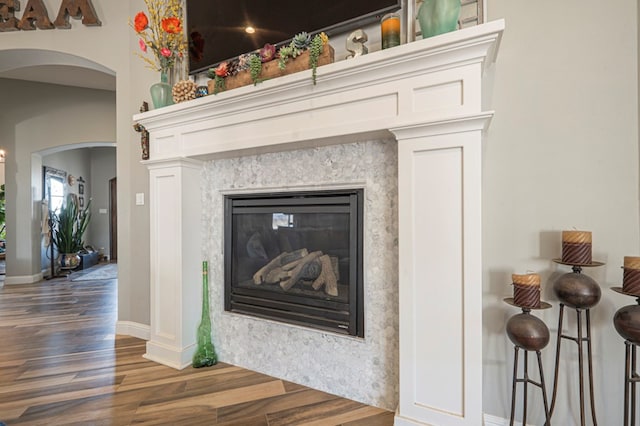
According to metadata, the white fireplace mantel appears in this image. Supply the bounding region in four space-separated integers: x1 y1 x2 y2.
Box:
136 19 504 426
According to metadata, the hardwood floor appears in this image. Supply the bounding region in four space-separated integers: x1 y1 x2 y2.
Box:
0 275 394 425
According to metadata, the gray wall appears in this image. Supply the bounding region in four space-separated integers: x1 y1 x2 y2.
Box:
483 0 639 423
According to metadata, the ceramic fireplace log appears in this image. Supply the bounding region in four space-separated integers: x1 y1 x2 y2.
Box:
312 254 339 296
265 257 310 283
265 267 291 284
280 251 323 291
253 248 309 285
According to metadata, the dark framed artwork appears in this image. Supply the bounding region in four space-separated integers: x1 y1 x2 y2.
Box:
78 183 84 195
79 197 84 208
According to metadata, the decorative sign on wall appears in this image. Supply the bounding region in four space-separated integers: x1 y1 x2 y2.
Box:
0 0 101 32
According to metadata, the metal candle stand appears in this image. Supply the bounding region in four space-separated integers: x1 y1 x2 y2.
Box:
612 287 640 426
549 260 604 426
504 297 552 426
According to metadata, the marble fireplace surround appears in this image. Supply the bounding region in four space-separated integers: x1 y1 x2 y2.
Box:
136 20 503 426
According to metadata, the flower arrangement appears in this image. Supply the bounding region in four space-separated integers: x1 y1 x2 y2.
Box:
207 32 330 92
131 0 187 73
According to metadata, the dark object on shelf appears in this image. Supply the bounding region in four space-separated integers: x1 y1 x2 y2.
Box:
549 263 604 426
195 85 208 98
79 251 99 270
504 298 551 426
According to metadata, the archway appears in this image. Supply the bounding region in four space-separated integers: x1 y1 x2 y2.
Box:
0 49 116 284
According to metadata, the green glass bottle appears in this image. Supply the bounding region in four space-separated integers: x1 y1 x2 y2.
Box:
192 261 218 368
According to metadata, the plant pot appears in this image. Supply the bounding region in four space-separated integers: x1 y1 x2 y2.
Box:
60 253 81 269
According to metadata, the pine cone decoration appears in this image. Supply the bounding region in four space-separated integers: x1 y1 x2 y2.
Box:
172 80 197 103
292 32 311 50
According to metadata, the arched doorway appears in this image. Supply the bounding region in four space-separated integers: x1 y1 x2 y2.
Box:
0 49 116 284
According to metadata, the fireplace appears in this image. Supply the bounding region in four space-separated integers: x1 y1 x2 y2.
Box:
224 189 364 336
139 21 503 421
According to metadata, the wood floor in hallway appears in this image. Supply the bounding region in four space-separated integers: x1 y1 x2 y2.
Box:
0 276 394 425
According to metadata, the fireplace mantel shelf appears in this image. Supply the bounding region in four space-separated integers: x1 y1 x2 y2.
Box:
139 20 504 426
135 19 503 163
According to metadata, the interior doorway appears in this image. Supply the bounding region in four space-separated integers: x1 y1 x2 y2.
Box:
39 146 117 275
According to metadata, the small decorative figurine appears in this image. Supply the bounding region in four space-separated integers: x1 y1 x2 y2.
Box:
346 29 368 59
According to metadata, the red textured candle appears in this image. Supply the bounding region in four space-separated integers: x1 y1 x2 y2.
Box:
512 273 541 308
561 230 592 265
623 256 640 295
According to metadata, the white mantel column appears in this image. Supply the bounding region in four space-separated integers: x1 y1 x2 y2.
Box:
391 116 488 426
144 158 203 369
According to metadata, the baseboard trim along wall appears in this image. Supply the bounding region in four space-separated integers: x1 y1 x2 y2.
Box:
484 414 530 426
5 272 43 285
116 321 150 340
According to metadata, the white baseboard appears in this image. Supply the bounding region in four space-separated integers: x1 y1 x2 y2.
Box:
116 321 150 340
4 272 43 285
484 413 532 426
392 413 526 426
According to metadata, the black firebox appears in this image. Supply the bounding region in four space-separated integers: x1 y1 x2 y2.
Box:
224 189 364 337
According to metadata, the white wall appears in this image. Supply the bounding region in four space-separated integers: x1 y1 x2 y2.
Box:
484 0 639 424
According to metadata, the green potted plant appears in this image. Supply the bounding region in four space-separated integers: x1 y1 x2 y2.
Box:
52 194 91 269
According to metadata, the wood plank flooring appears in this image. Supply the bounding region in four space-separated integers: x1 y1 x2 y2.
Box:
0 275 394 425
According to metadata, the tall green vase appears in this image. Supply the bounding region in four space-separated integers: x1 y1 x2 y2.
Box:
192 261 218 368
417 0 461 39
149 69 174 109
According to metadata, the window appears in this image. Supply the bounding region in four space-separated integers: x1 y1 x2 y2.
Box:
43 167 66 215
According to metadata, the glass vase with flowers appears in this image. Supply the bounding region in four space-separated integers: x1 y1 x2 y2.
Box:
131 0 187 108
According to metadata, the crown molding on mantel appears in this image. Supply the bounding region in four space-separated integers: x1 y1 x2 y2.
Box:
136 19 504 426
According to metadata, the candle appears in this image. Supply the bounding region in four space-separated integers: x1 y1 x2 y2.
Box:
623 256 640 295
381 12 400 49
561 230 592 265
512 273 541 286
512 272 541 308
